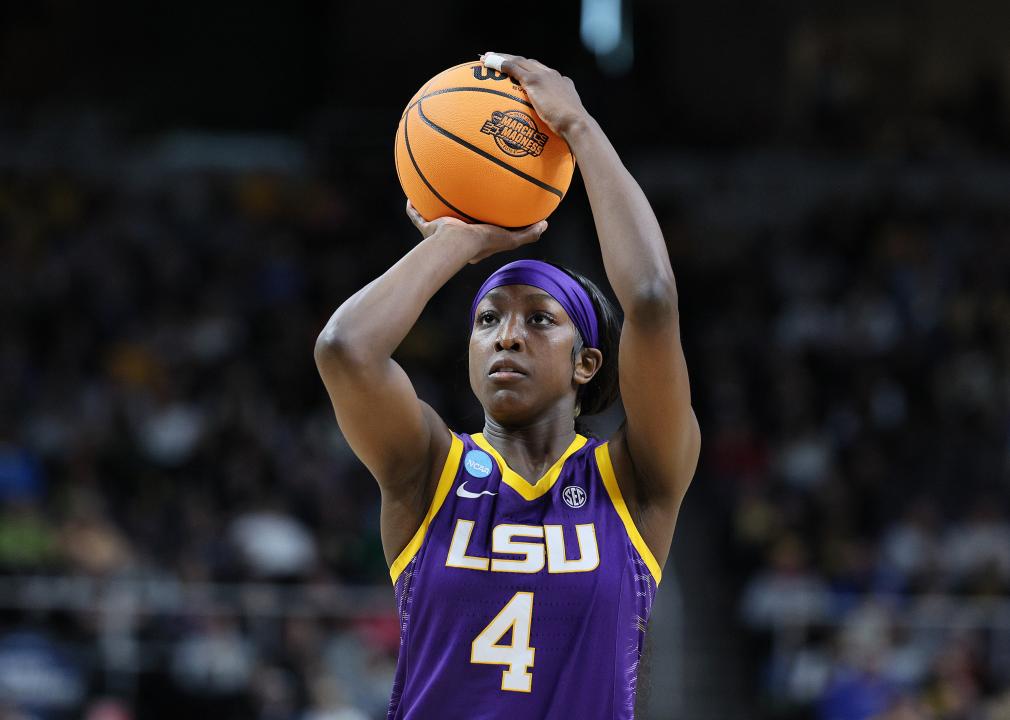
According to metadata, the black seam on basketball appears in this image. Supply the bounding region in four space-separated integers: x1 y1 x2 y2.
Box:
416 98 564 199
401 72 444 121
400 62 475 120
425 86 532 107
394 122 411 195
403 105 482 224
404 86 534 117
394 124 402 185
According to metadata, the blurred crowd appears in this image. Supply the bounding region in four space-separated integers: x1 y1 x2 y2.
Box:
682 177 1010 718
0 152 441 718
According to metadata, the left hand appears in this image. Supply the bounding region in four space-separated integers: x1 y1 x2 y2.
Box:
481 52 590 140
405 200 546 264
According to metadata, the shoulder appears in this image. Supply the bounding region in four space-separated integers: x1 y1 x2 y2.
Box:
379 413 460 570
384 405 456 528
603 424 687 571
598 427 646 522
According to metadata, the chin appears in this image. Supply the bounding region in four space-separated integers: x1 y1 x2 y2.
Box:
480 390 540 427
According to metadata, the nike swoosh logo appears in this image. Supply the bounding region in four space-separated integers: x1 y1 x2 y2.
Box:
456 481 497 499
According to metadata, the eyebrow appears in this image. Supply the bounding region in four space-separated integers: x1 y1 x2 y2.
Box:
484 290 556 304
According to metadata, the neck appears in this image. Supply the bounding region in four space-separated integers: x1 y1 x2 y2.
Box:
481 404 579 478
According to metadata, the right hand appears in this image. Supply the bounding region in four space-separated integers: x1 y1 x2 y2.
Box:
405 200 547 264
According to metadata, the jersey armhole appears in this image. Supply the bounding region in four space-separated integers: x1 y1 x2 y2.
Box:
594 442 663 585
389 432 464 585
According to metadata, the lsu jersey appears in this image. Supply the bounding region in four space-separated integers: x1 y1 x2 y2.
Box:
386 431 661 719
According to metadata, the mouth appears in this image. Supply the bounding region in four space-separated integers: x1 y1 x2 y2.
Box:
488 360 528 380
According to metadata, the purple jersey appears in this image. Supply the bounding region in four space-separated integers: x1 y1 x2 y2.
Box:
387 431 662 719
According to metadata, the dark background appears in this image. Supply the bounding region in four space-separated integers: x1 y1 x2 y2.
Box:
2 1 1010 718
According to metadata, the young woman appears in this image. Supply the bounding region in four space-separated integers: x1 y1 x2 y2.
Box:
315 52 700 719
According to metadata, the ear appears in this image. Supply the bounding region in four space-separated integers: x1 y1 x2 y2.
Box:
573 347 604 387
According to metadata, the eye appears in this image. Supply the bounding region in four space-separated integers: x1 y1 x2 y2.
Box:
477 310 498 326
529 311 555 325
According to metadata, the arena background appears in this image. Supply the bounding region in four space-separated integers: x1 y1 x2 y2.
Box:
3 1 1010 718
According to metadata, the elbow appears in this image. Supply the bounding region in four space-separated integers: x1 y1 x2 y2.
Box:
314 318 366 370
314 326 345 364
314 328 346 371
624 277 679 326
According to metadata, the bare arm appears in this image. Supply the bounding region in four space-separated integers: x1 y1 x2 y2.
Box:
566 115 700 509
314 203 546 493
488 54 700 518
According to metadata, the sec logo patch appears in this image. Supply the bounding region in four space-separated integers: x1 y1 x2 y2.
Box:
562 485 587 509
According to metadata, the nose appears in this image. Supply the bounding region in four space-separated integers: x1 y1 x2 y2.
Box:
494 312 525 352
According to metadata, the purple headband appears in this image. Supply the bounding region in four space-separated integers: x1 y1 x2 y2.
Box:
469 259 600 348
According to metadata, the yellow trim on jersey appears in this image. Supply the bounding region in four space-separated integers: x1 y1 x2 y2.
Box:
594 443 663 585
472 433 587 502
389 433 464 585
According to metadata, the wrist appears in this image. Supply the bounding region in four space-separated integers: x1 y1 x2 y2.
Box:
560 112 597 145
428 223 483 262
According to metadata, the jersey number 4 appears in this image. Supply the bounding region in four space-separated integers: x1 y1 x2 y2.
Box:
470 591 536 692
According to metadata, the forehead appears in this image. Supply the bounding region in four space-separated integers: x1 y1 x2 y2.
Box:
477 284 560 307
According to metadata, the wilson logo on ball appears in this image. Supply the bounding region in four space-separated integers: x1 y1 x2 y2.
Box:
480 110 549 158
472 66 508 81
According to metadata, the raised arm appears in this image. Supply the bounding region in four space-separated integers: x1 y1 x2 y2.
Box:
315 203 546 495
486 54 701 531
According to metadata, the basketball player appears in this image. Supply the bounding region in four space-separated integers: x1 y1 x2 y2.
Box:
315 52 700 718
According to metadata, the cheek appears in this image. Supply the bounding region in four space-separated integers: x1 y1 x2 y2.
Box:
468 337 486 381
542 338 577 385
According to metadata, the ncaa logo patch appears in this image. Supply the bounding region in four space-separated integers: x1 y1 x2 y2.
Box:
562 485 587 509
464 450 493 479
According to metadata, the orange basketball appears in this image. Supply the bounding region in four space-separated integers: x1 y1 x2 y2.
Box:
395 60 575 228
